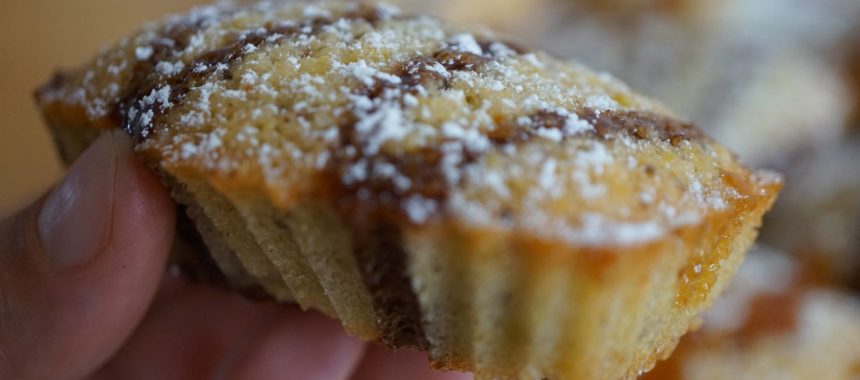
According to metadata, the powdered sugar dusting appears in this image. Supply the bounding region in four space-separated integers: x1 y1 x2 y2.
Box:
447 33 483 55
135 46 154 60
37 1 764 248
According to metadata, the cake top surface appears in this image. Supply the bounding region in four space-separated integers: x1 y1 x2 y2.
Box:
37 1 781 247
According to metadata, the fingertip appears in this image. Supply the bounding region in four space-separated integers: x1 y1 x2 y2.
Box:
95 280 280 380
0 130 177 379
222 308 367 380
61 129 178 374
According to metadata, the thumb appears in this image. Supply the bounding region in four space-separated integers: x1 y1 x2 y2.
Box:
0 130 175 380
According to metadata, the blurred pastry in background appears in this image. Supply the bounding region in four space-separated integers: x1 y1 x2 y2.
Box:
681 50 849 167
761 138 860 288
642 247 860 379
545 0 860 166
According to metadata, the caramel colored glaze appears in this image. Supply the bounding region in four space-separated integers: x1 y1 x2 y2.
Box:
673 212 735 308
433 50 490 71
674 172 778 309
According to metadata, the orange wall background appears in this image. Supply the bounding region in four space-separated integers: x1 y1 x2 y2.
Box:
0 0 205 218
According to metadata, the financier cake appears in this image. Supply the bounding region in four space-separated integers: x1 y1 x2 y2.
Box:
34 2 782 379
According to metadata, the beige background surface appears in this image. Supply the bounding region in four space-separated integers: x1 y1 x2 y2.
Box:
0 0 205 218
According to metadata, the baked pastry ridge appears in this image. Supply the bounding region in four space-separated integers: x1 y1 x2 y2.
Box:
35 2 781 379
643 248 860 380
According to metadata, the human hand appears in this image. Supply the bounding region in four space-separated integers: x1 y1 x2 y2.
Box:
0 130 472 380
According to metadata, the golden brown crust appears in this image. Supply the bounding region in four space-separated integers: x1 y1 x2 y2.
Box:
35 2 782 379
35 1 772 248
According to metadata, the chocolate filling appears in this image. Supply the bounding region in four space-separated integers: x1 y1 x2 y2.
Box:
330 40 533 348
583 109 704 146
172 205 271 299
488 108 704 146
119 18 331 141
172 204 226 283
351 221 429 349
116 4 412 142
488 108 705 147
329 119 450 348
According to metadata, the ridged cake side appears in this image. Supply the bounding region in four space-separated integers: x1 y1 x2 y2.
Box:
35 2 781 379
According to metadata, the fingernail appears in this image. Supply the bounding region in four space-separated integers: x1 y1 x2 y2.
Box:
38 130 130 268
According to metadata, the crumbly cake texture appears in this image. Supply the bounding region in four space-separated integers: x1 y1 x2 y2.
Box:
36 2 781 379
643 249 860 380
